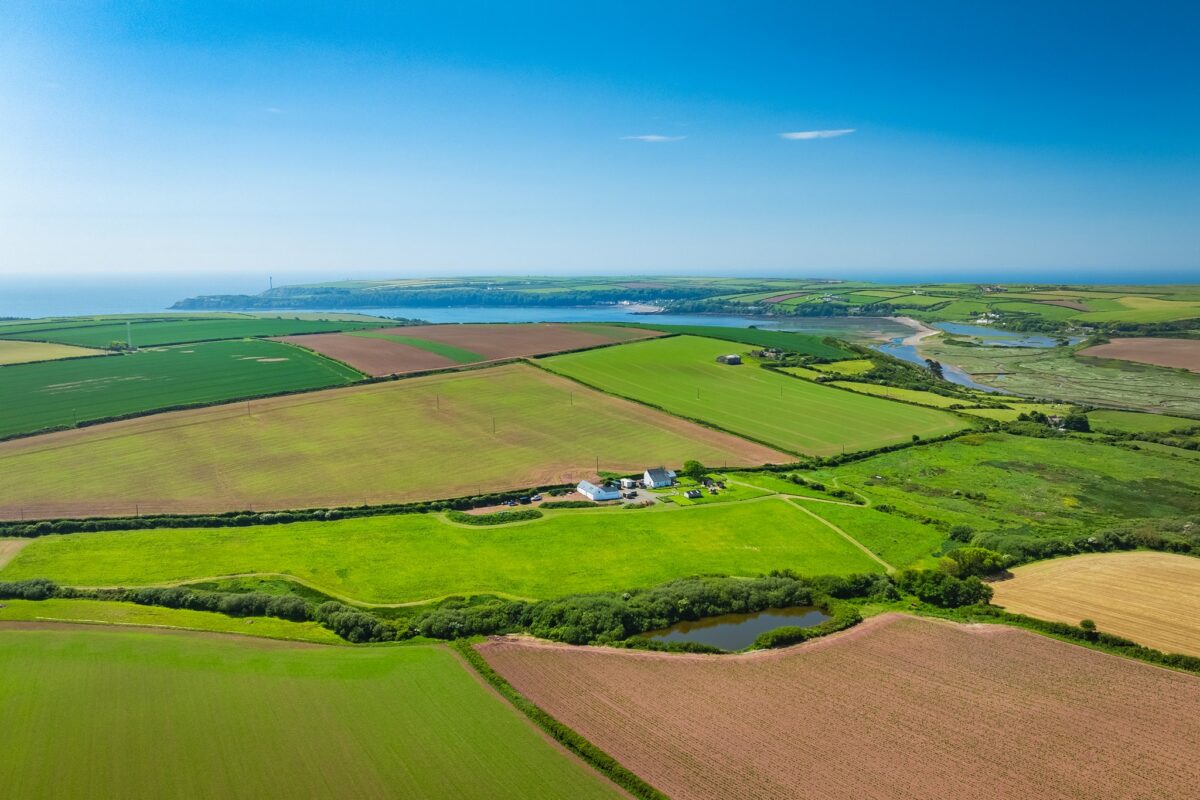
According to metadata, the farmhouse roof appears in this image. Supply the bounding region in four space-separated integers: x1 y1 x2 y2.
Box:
645 467 673 483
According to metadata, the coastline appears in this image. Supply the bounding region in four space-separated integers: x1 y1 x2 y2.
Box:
888 316 941 346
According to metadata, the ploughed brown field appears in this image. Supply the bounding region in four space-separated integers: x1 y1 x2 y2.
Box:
478 614 1200 800
280 323 662 376
1080 337 1200 373
760 291 808 303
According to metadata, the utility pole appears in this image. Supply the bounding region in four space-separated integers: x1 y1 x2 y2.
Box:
126 320 133 350
492 416 496 435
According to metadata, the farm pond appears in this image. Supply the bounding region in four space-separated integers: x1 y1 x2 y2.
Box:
643 606 831 650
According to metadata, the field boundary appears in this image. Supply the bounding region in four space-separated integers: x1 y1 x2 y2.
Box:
453 639 667 800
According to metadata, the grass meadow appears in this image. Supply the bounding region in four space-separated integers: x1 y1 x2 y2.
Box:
0 598 342 644
814 433 1200 544
620 324 852 357
0 363 783 519
789 498 945 570
542 335 968 455
2 498 883 603
0 338 363 438
0 629 621 800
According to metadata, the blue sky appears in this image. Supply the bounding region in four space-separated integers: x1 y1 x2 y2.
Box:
1 1 1197 281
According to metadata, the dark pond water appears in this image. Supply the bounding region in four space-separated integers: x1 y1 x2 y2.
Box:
643 606 831 650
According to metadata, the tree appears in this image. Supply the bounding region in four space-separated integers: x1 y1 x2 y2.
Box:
924 358 945 380
1061 413 1091 432
940 547 1009 578
681 460 707 481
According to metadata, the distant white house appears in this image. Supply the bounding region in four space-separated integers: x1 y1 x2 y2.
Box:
577 479 621 502
643 467 676 489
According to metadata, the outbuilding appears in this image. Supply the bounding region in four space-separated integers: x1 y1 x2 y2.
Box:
715 354 742 365
577 479 622 502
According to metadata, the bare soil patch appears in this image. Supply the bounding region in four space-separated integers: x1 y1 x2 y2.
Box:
478 613 1200 800
279 332 456 376
0 539 31 569
759 291 808 303
1080 337 1200 373
393 323 662 361
992 551 1200 656
281 324 661 376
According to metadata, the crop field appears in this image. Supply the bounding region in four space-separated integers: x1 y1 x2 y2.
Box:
1080 337 1200 373
0 598 342 644
991 552 1200 656
542 336 967 455
920 339 1200 415
0 340 103 366
813 433 1200 544
0 316 386 348
0 628 621 800
478 613 1200 800
0 363 786 519
281 322 661 376
1088 409 1197 433
617 324 852 358
0 339 363 439
1 498 883 603
956 403 1071 422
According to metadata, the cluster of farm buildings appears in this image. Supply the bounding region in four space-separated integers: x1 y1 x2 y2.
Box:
577 468 676 501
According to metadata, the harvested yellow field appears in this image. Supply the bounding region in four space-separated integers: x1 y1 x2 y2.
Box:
0 340 103 365
992 551 1200 656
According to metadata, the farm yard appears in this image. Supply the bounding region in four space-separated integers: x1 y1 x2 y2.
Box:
0 498 883 603
0 339 364 439
0 340 103 366
542 335 969 455
0 628 621 800
280 322 663 376
991 552 1200 656
477 613 1200 800
1079 337 1200 373
0 363 785 519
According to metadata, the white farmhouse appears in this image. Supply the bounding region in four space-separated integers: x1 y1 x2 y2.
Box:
643 467 676 489
577 479 621 502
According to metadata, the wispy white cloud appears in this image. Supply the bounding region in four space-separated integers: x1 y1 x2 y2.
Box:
780 128 856 140
263 106 286 114
621 134 686 142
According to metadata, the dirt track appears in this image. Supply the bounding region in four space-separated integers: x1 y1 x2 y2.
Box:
1080 337 1200 373
478 614 1200 800
0 539 31 569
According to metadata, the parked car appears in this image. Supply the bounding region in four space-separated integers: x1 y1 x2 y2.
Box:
518 496 532 505
530 494 542 502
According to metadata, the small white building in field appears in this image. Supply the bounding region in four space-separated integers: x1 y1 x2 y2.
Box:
643 468 676 489
577 479 621 502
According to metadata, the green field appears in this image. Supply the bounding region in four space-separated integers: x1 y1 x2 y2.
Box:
813 433 1200 553
542 336 968 455
617 324 852 358
826 381 972 408
348 330 484 362
1 498 884 603
811 358 874 375
0 339 364 438
1088 409 1198 433
0 598 342 644
0 628 620 799
0 363 783 519
789 498 945 570
0 340 104 366
0 316 387 348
